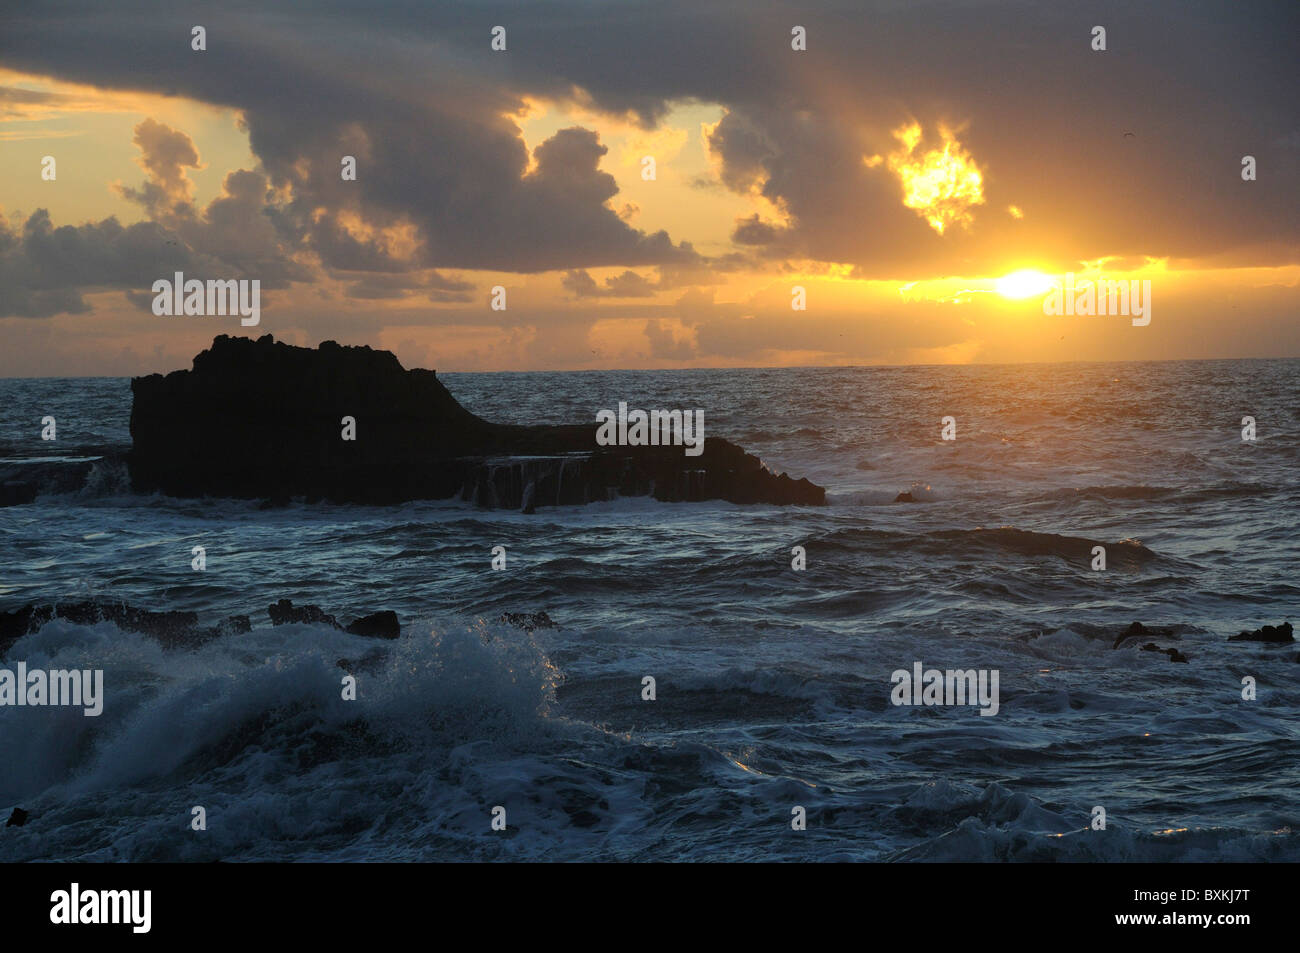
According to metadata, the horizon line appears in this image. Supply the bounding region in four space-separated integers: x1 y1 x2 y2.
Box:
4 352 1299 381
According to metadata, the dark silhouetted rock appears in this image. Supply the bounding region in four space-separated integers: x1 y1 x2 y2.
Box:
267 599 339 628
345 610 400 639
1 600 208 651
893 491 916 503
0 604 37 655
2 598 404 650
6 807 28 828
0 481 37 507
500 611 557 632
1141 643 1188 663
220 614 252 635
0 457 106 505
1112 621 1177 650
1113 621 1149 648
129 335 825 509
1228 621 1294 643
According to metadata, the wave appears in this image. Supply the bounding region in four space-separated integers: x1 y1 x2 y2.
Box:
1039 481 1277 506
828 482 940 506
0 614 563 859
813 524 1157 565
738 426 823 443
886 781 1300 862
931 527 1157 565
1041 484 1177 502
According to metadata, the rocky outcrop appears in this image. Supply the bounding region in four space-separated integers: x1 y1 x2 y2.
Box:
1141 643 1188 663
0 458 104 507
267 599 338 628
1228 621 1293 643
1112 621 1178 650
128 335 825 509
0 598 400 654
0 481 37 507
1109 621 1187 662
267 601 400 638
0 601 209 652
345 611 400 639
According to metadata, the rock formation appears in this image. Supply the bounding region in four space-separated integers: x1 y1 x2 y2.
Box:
1227 621 1293 643
0 599 400 655
128 335 825 509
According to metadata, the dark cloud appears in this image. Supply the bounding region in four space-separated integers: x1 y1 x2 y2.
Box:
0 116 310 317
691 1 1300 275
0 210 194 318
0 0 1294 330
343 270 475 302
562 268 658 298
731 214 785 247
644 318 696 360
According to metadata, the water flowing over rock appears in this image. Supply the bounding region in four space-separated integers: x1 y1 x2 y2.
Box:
128 335 825 509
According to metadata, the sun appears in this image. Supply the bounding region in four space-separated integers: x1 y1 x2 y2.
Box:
996 269 1056 299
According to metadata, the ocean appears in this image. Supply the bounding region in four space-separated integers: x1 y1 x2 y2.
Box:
0 358 1296 861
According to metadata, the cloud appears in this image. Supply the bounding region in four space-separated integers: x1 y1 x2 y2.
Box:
115 117 202 217
343 270 475 302
0 116 311 317
0 0 1295 339
644 318 696 360
731 214 785 247
0 208 192 318
562 268 658 298
0 85 66 119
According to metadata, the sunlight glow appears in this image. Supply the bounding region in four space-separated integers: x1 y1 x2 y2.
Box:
996 269 1056 299
885 122 985 235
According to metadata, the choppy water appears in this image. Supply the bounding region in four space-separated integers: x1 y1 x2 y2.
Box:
0 359 1297 861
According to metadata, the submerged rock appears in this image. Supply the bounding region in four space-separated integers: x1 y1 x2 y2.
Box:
267 599 338 628
1111 621 1185 661
1141 643 1188 663
345 610 400 639
0 480 37 507
219 614 252 635
1 598 400 652
0 600 205 651
0 604 36 653
267 601 399 637
500 611 558 632
129 335 825 509
1228 621 1294 643
1112 621 1177 650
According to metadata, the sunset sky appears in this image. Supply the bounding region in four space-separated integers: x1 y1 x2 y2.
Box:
0 0 1296 376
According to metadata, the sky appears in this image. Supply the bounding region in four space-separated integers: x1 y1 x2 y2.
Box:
0 0 1296 376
